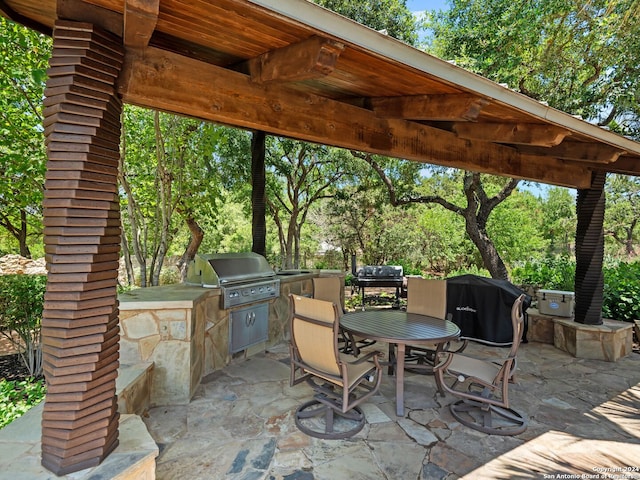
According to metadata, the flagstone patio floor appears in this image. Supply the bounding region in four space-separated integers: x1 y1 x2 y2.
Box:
143 340 640 480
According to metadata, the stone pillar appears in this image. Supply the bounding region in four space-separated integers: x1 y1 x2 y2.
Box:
574 171 605 326
40 20 124 475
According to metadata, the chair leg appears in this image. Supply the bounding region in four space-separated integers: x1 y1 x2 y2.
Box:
449 399 527 436
294 400 366 439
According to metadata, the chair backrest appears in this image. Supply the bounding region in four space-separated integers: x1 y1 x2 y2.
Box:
289 295 341 376
312 276 344 313
406 277 447 319
508 294 526 359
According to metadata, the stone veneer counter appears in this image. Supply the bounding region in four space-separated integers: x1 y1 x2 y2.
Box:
117 274 321 406
119 284 217 406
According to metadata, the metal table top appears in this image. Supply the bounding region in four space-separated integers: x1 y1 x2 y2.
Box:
340 309 460 345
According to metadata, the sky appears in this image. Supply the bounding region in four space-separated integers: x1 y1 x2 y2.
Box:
406 0 449 14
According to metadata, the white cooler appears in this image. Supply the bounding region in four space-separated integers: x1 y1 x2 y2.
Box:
538 289 574 317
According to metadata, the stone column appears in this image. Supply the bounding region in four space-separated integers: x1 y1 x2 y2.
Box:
40 20 124 475
574 171 605 326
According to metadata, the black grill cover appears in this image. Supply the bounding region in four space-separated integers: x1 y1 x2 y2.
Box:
446 274 531 344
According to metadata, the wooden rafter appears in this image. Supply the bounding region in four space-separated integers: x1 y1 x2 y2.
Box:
370 93 489 121
453 122 571 147
57 0 123 37
517 142 626 163
118 47 593 188
248 35 344 83
124 0 159 48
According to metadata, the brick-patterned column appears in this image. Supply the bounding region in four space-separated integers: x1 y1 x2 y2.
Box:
41 20 124 475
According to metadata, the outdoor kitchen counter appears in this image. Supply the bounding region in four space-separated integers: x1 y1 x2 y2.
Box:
119 283 217 309
116 272 342 406
118 284 219 406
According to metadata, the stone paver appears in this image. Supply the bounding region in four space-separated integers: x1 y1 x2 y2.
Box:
142 342 640 480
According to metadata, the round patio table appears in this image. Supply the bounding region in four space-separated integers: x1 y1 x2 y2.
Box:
340 309 460 417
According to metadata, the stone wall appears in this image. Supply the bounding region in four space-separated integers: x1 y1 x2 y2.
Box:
118 275 316 406
527 308 633 362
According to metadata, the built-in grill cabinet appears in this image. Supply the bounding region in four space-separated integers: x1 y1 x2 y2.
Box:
229 303 269 353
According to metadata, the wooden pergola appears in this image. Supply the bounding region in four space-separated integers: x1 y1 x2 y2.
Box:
2 0 640 474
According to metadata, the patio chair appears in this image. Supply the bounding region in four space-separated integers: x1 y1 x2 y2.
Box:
312 276 375 353
389 277 464 377
433 294 527 436
289 294 383 439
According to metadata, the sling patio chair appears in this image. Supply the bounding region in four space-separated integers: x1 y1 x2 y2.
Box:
312 276 376 354
389 277 465 378
433 294 527 436
288 294 383 439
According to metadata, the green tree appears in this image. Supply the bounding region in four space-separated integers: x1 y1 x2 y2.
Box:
541 186 576 256
119 107 222 286
267 140 358 269
417 0 640 277
363 155 520 280
313 0 421 46
0 19 50 257
605 174 640 257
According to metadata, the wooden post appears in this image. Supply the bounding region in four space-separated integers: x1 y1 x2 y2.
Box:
574 171 606 325
251 130 267 257
40 20 124 475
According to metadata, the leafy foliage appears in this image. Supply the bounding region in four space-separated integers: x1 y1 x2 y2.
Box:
512 257 640 322
0 19 50 257
0 274 46 377
313 0 421 46
120 106 224 285
602 261 640 322
511 256 576 291
0 377 46 428
604 174 640 257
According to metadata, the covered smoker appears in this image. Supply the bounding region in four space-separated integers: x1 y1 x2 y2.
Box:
446 274 531 344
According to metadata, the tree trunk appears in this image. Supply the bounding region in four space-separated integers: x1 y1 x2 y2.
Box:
121 228 135 286
251 131 267 257
178 216 204 281
464 218 509 280
18 209 31 258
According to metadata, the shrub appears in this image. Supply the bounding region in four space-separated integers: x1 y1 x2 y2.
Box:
0 274 46 377
511 256 575 291
512 257 640 323
0 377 46 428
603 261 640 322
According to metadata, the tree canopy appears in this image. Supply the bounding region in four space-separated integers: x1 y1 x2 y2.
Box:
0 18 50 257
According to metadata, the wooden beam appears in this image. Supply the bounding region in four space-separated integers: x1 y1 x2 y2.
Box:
453 122 571 147
57 0 123 37
517 142 625 163
249 35 344 84
592 154 640 176
124 0 158 49
118 47 593 188
370 93 489 121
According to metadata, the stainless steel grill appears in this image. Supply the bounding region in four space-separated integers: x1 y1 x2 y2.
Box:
185 252 280 352
186 252 280 309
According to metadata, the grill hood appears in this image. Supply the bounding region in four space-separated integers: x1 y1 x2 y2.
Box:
186 252 276 287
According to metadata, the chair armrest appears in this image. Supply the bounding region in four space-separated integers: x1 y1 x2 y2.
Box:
449 337 468 353
347 350 384 365
433 350 454 371
346 350 382 365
